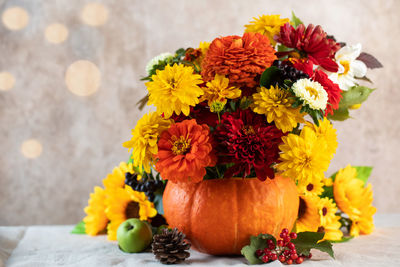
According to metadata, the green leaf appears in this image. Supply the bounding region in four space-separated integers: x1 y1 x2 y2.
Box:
71 221 86 234
330 235 354 243
291 232 334 258
241 234 276 264
353 166 373 184
277 44 291 52
153 193 164 215
291 11 303 28
340 86 375 108
328 107 350 121
260 66 280 88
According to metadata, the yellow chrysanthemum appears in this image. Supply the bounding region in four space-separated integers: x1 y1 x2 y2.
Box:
277 127 331 184
200 74 241 107
102 162 133 190
146 63 204 118
105 185 157 240
304 118 337 157
296 195 321 232
292 78 328 110
245 14 290 45
333 165 376 236
318 197 338 226
83 186 108 236
251 86 305 133
321 215 343 241
123 112 172 173
298 177 324 197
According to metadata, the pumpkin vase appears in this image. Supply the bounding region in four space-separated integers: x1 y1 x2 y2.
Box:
163 175 299 255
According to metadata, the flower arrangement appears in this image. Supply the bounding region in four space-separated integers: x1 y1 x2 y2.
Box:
75 12 382 265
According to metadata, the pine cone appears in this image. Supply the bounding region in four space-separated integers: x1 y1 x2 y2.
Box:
152 228 191 264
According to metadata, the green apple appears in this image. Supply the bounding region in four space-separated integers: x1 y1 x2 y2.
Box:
117 218 153 253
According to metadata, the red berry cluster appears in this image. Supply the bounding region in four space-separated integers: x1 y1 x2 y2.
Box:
255 228 312 265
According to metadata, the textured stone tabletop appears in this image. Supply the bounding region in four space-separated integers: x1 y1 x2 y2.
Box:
1 214 399 267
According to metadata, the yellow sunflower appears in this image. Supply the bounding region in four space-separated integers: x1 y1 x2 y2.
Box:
102 162 133 190
83 186 108 236
333 165 376 236
105 185 157 240
320 215 343 241
297 177 324 197
318 197 338 226
200 74 241 107
296 195 321 232
251 86 305 133
304 118 337 157
277 127 331 184
245 14 290 45
123 112 172 173
146 63 204 118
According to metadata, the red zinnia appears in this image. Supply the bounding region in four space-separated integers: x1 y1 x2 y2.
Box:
276 23 341 72
170 102 219 128
215 109 284 181
156 119 216 183
201 32 277 88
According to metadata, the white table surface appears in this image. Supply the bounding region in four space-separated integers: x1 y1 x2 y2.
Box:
1 214 400 267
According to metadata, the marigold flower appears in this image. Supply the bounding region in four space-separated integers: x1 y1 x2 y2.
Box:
201 32 277 88
146 64 204 118
123 112 172 173
251 85 305 133
245 14 290 45
156 119 216 183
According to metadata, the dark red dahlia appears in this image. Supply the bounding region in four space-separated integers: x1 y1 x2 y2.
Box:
312 70 342 116
215 109 284 181
276 23 341 72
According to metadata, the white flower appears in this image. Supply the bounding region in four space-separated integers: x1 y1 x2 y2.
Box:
328 43 367 91
292 78 328 110
145 52 174 75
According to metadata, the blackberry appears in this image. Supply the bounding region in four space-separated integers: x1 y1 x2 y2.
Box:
124 172 165 202
272 60 309 85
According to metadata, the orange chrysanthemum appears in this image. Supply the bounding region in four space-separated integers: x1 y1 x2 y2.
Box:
156 119 216 183
201 32 277 88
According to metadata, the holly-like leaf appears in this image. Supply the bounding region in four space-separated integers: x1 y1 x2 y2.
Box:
71 221 86 234
353 166 373 185
241 234 276 264
291 11 303 28
357 52 383 69
260 66 280 88
291 232 334 258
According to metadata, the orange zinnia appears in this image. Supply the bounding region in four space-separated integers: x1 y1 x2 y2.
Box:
156 119 216 183
201 32 276 88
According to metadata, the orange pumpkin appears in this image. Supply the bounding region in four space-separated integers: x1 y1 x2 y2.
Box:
163 175 299 255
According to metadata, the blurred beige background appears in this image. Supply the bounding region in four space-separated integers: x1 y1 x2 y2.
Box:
0 0 399 225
